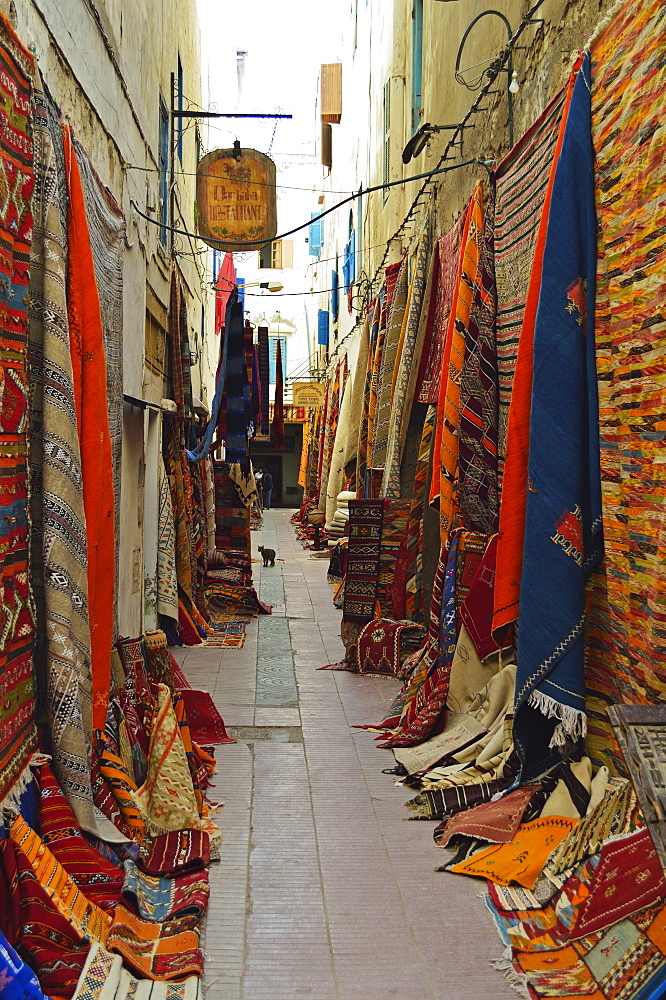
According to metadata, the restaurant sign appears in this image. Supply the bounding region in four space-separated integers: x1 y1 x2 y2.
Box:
292 382 326 407
196 148 277 251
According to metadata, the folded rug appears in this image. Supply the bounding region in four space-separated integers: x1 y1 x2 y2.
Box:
134 684 201 836
107 905 203 981
36 763 125 909
434 786 541 849
0 838 90 999
121 859 209 922
179 689 234 745
448 816 577 889
137 830 211 878
10 815 112 945
73 943 202 998
0 926 48 1000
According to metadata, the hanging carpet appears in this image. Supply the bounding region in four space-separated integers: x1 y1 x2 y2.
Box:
382 221 432 498
493 83 567 465
513 56 603 777
585 0 666 771
63 123 116 734
342 499 385 623
157 453 179 622
0 22 38 804
73 137 124 640
416 215 465 406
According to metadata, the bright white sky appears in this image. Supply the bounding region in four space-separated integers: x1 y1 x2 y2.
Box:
196 0 344 160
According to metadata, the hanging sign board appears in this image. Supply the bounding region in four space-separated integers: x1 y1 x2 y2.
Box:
292 382 326 407
196 148 277 251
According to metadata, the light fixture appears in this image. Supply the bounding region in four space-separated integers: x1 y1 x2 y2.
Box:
402 122 460 164
455 10 519 148
214 278 283 293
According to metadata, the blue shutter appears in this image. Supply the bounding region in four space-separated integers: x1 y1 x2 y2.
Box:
269 336 287 381
236 277 245 305
331 269 339 320
309 213 323 257
317 310 329 346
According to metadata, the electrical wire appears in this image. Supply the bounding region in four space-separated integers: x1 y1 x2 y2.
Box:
124 162 356 196
129 157 487 250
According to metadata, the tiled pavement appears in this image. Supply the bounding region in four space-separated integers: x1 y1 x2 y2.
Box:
173 510 515 1000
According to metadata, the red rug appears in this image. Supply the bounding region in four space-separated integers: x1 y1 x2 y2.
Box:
179 689 235 745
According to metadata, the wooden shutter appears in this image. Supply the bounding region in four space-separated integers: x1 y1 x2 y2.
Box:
321 122 332 169
320 63 342 124
281 240 294 269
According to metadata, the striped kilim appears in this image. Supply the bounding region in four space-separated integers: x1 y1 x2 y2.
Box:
342 500 384 623
494 85 566 466
382 222 431 498
458 187 499 535
10 814 112 945
437 182 484 542
376 499 410 616
417 215 465 405
372 256 408 472
404 404 437 622
0 22 38 804
585 0 666 771
356 297 380 494
0 836 90 996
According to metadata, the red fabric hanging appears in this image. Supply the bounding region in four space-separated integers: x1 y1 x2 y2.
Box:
63 124 115 733
272 338 285 450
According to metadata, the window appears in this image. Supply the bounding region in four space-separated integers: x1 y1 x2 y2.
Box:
158 95 169 245
411 0 424 134
177 55 184 162
258 239 293 269
269 336 287 382
309 212 323 257
382 79 391 203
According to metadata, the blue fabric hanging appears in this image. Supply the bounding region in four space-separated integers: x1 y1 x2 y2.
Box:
514 56 603 778
186 292 234 461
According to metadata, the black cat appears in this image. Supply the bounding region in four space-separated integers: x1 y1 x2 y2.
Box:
258 544 276 567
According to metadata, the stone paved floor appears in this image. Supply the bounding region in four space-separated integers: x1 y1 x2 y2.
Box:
173 510 515 1000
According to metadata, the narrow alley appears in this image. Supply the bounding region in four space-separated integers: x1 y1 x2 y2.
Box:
175 511 515 1000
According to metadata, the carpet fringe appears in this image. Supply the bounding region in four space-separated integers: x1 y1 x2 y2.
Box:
526 688 586 745
0 754 47 818
491 946 531 999
587 0 627 48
